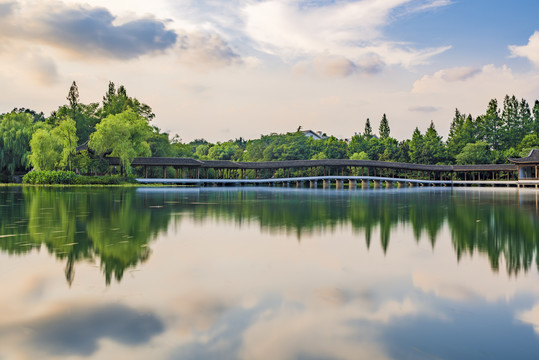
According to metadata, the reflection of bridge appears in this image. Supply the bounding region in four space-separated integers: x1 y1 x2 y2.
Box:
104 157 535 188
135 175 521 188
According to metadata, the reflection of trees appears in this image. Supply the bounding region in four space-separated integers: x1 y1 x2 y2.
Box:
448 191 539 276
138 188 539 276
2 187 539 281
0 187 170 285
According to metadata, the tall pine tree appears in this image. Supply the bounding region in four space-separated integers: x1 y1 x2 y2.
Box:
379 114 390 140
363 118 373 138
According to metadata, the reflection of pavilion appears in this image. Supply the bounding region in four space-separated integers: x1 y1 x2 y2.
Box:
509 149 539 180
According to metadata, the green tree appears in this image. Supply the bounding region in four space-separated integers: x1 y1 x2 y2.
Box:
51 117 78 170
0 112 34 175
67 81 79 116
364 118 373 138
422 121 446 164
99 81 154 122
350 151 369 160
518 134 539 157
379 114 390 140
408 127 424 164
500 95 520 149
379 137 399 161
446 109 477 160
28 127 63 171
532 100 539 136
89 109 152 174
479 99 502 150
207 142 242 160
455 141 491 164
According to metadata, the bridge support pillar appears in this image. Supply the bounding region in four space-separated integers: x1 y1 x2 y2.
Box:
284 182 290 187
373 180 381 189
397 181 406 188
336 180 344 189
349 180 357 189
296 181 304 188
323 180 331 189
361 180 370 189
310 180 318 188
385 181 394 189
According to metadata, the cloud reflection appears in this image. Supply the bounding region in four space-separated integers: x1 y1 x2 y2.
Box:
3 304 164 356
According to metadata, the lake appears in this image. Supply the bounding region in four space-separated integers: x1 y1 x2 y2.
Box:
1 186 539 359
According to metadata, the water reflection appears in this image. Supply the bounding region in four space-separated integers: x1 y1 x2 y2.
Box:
0 187 170 284
1 187 539 285
2 186 539 359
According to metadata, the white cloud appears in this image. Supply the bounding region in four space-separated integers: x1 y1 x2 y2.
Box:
176 30 243 71
509 31 539 67
517 303 539 336
243 0 450 70
412 65 512 94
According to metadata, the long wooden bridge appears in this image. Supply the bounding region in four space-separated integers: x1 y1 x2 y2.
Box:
101 157 539 188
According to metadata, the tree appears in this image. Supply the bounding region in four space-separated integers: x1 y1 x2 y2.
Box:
518 134 539 157
350 151 369 160
67 81 79 116
500 95 520 149
532 100 539 136
408 127 424 164
207 142 242 160
455 142 491 164
422 121 446 164
479 99 502 150
0 112 34 175
379 137 399 162
379 114 390 140
51 117 78 170
99 81 155 122
364 118 373 138
28 127 63 171
89 109 152 174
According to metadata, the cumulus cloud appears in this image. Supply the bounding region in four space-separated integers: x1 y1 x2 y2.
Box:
509 31 539 67
177 30 243 70
0 1 177 59
243 0 450 70
412 65 494 93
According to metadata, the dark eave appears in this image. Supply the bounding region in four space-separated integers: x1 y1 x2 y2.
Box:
508 149 539 164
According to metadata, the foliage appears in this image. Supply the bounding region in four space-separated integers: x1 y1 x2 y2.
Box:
28 127 63 171
379 113 390 139
89 109 152 174
455 142 491 165
0 112 34 175
23 170 78 184
350 151 369 160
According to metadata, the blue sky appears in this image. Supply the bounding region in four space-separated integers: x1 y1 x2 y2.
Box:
0 0 538 142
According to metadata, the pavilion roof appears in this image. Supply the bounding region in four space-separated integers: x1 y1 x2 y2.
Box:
508 149 539 164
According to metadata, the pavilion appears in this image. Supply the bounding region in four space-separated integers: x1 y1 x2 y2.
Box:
508 149 539 180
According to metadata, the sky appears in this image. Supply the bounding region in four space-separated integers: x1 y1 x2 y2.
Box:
0 0 538 143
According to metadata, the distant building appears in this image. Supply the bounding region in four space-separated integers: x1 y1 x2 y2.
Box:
301 130 328 140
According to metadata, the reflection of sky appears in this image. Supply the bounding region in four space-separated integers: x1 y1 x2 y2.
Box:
1 188 539 359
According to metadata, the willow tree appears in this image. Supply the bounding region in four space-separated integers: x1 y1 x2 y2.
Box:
89 109 152 174
28 127 63 171
0 112 34 175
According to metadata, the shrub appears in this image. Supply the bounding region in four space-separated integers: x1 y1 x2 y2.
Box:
23 170 78 184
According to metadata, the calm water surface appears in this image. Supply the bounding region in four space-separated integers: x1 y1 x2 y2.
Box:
1 186 539 359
